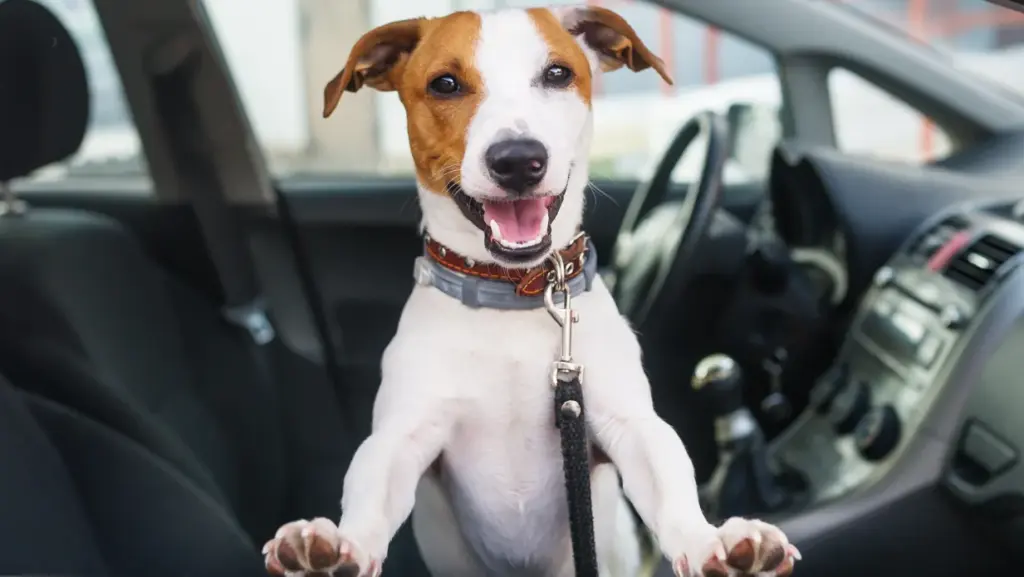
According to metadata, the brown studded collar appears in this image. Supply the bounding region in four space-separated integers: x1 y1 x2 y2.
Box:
423 233 591 297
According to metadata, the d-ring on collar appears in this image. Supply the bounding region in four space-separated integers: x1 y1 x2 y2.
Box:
414 233 598 310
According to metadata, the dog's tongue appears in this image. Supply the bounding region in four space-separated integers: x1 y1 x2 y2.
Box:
483 198 549 243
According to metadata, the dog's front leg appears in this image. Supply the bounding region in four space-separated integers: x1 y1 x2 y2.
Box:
265 361 456 577
584 334 798 576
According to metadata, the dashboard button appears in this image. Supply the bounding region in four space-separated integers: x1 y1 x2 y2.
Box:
939 304 966 329
855 405 901 461
916 334 943 368
959 422 1017 477
828 380 871 435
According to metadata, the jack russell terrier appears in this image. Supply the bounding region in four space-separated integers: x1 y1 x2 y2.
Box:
264 5 799 577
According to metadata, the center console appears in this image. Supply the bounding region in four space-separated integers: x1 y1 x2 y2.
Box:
742 200 1024 574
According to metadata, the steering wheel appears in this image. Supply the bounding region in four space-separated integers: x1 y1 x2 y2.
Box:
609 110 729 326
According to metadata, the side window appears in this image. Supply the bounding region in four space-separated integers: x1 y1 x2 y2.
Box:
20 0 149 185
206 0 781 184
827 0 1024 164
828 68 954 164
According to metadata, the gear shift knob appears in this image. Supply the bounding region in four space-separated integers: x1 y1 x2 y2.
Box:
693 354 795 520
692 354 744 416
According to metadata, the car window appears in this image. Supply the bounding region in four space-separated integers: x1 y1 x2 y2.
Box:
828 68 955 164
830 0 1024 164
205 0 781 185
19 0 149 186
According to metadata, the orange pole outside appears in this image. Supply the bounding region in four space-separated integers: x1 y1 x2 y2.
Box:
908 0 934 160
659 8 674 95
930 9 1024 37
703 26 720 85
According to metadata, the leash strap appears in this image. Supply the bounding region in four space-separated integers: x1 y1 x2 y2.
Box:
545 254 599 577
554 375 598 576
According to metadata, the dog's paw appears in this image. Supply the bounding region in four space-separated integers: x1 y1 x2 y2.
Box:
672 518 800 577
263 518 381 577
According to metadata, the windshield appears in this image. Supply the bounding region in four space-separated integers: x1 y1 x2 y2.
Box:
837 0 1024 99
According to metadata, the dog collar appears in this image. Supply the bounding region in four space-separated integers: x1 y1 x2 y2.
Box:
413 233 597 310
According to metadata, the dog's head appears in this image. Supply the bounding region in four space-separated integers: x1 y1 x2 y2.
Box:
324 6 671 267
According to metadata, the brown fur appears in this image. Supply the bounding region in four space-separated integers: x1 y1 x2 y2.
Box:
527 8 595 107
321 12 483 196
321 6 672 198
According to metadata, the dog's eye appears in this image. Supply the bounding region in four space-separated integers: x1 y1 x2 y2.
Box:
542 64 573 88
428 74 461 96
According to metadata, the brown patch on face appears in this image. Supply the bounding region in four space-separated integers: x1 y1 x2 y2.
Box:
526 8 594 107
393 12 483 195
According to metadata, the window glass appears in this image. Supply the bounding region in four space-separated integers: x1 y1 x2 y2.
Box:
20 0 149 185
831 0 1024 164
828 68 954 164
206 0 781 183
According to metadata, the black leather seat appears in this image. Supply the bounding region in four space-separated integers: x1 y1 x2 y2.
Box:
0 1 435 575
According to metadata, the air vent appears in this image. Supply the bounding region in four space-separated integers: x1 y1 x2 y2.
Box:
943 234 1022 292
911 215 969 259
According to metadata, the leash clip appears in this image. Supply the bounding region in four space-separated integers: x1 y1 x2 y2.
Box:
545 252 583 388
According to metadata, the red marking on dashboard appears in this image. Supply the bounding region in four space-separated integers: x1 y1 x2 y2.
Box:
927 230 971 272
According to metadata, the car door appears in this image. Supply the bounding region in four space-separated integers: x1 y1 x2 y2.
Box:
201 0 784 433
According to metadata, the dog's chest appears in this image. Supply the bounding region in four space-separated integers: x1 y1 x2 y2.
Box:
450 301 569 551
398 286 598 564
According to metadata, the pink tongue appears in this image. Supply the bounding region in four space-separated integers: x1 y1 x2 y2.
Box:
482 198 549 243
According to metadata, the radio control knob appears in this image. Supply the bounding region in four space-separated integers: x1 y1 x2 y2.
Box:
854 405 901 461
828 380 871 435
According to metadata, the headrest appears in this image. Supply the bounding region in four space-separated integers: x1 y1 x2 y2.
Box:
0 0 90 182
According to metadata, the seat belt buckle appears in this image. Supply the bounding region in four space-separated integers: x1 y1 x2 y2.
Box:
223 299 276 345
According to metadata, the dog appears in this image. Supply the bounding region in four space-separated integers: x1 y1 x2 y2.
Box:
263 6 800 577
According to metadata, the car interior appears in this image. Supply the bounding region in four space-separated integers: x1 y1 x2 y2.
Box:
1 0 1024 576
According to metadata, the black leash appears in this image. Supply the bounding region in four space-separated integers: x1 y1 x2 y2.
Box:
545 254 599 577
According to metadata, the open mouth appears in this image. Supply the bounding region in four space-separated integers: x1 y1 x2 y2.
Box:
449 183 566 264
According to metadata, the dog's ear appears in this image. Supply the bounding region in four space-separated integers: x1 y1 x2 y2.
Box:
558 6 673 85
323 18 425 118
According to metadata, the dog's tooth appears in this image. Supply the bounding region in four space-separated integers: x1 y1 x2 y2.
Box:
540 211 550 233
489 220 503 241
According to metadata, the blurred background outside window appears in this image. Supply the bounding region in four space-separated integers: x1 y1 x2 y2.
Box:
31 0 1024 184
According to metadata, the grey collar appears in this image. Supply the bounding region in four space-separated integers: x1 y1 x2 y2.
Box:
413 240 598 310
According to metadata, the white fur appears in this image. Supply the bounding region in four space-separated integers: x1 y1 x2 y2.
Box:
458 11 591 205
269 7 796 577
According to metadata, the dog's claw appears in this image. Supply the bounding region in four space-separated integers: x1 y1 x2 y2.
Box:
701 554 731 577
672 555 690 576
265 549 286 576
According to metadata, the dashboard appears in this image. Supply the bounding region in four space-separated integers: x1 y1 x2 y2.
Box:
770 197 1024 560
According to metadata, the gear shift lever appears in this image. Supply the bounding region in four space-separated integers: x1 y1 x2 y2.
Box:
693 354 792 520
692 355 754 439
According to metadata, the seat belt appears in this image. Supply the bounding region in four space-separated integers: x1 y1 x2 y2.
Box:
150 53 275 347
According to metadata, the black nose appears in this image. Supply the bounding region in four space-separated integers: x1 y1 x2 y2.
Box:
484 138 548 193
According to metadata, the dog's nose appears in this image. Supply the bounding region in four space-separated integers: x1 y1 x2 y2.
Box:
485 138 548 193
